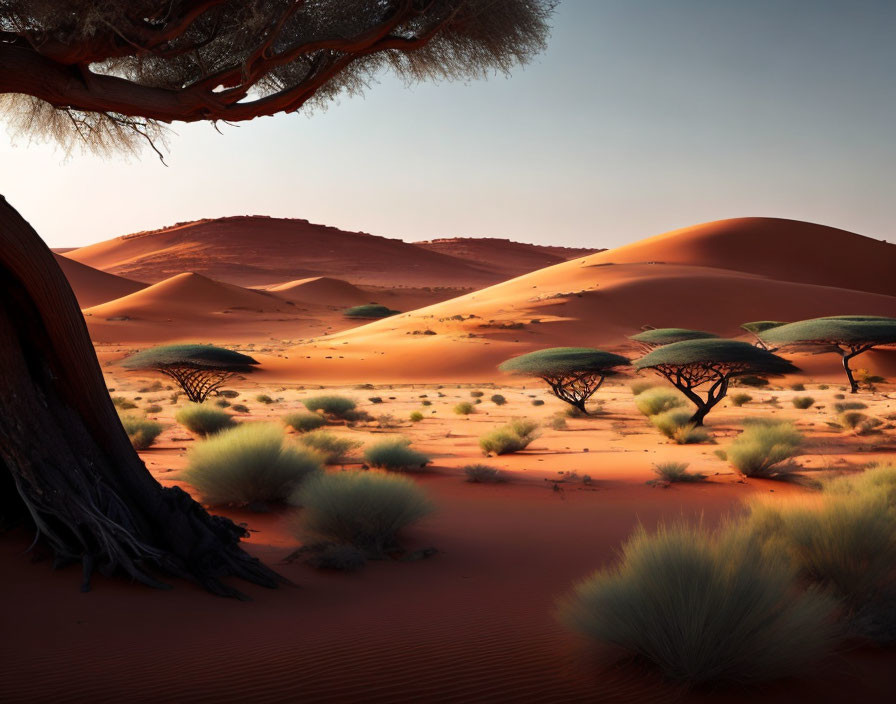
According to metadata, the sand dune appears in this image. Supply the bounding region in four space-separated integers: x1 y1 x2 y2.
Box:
54 253 147 308
265 276 370 307
63 215 579 288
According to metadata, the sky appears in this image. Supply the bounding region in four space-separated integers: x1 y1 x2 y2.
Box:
1 0 894 250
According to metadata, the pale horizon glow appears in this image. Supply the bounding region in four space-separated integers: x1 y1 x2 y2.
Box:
1 0 894 250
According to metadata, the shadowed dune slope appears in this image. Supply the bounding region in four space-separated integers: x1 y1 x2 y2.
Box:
54 253 147 308
589 217 896 296
265 276 370 307
64 216 581 288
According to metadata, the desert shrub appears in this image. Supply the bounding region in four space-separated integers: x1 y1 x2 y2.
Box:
231 404 250 414
835 411 882 435
297 430 361 464
833 401 867 413
818 384 829 390
648 410 709 444
564 405 587 418
409 411 424 422
559 522 834 684
364 438 430 471
282 413 327 433
727 420 802 478
549 414 568 430
255 393 274 404
302 395 356 418
344 304 400 319
735 375 770 388
368 396 384 404
479 419 539 455
183 423 321 507
144 404 163 414
119 413 163 450
215 398 231 408
629 379 656 396
671 424 711 445
823 463 896 506
112 396 137 410
421 400 432 406
470 390 484 398
219 389 240 399
531 399 545 406
175 403 235 436
454 401 475 415
294 471 432 554
490 394 507 406
833 393 846 400
790 382 806 391
729 392 752 407
635 388 685 417
792 396 815 409
651 462 706 483
463 464 507 483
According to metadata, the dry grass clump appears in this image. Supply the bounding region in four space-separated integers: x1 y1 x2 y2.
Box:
112 396 138 410
490 394 507 406
635 388 686 417
629 379 656 396
255 393 274 404
293 471 433 556
835 411 882 435
791 396 815 409
559 522 834 685
410 411 424 422
649 410 710 444
463 464 507 483
727 419 802 478
729 392 752 407
119 413 163 450
297 431 361 464
282 412 327 433
479 419 539 455
364 438 430 471
651 462 706 483
833 401 866 412
454 401 475 415
302 395 356 418
175 403 236 436
183 423 321 508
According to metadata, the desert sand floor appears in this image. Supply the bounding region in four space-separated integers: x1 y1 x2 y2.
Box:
2 373 896 703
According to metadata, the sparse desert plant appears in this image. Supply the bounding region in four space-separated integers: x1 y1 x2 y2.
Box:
470 390 484 398
649 410 710 444
792 396 815 409
651 462 706 483
219 390 240 399
421 400 432 406
833 401 867 413
727 420 802 478
175 403 236 436
183 423 321 507
823 463 896 505
454 401 475 415
629 379 656 396
368 396 384 404
343 304 400 319
282 412 327 432
144 404 163 414
479 419 540 455
255 393 274 404
531 399 544 406
634 387 686 417
119 413 163 450
302 395 356 418
671 424 711 445
836 411 882 435
297 430 361 464
490 394 507 406
499 347 630 415
729 392 752 407
410 411 424 422
231 404 250 414
790 382 806 391
112 396 137 410
559 522 834 684
294 471 432 555
549 414 568 430
734 375 770 388
464 464 507 483
364 438 430 471
215 398 231 408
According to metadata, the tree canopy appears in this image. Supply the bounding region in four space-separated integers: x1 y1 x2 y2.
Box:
629 328 719 350
634 339 798 424
344 304 400 319
741 321 787 335
500 347 630 414
0 0 555 155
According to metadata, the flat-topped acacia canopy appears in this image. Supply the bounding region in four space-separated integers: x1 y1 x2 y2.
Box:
741 321 787 334
122 344 260 372
629 328 719 348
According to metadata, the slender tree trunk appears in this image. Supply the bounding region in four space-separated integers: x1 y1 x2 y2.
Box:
0 195 280 597
842 353 859 394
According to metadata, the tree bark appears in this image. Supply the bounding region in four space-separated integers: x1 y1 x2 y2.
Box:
0 195 280 597
842 353 859 394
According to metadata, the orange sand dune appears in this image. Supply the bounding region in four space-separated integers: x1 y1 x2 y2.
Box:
268 259 896 382
414 237 598 279
589 217 896 296
265 276 371 307
63 215 572 288
54 253 147 308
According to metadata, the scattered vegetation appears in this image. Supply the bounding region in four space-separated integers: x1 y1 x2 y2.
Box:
454 401 475 415
649 410 710 444
175 403 236 436
464 464 507 483
302 395 356 418
119 413 163 450
255 393 274 404
835 411 882 435
490 394 507 406
791 396 815 409
651 462 706 483
297 431 361 464
409 411 424 422
729 392 752 407
479 419 539 455
634 387 685 417
727 420 802 478
283 412 327 432
833 401 867 413
629 379 656 396
364 438 430 471
531 399 544 406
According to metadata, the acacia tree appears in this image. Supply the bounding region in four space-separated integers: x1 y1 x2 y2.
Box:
0 1 554 595
123 344 259 402
634 339 798 425
629 328 718 353
740 321 786 350
499 347 630 414
761 316 896 393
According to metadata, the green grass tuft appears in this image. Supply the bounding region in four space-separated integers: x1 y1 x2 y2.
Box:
175 403 235 436
119 413 163 450
454 401 475 415
282 412 327 432
635 388 686 417
727 420 802 478
297 430 361 464
364 438 430 471
302 395 357 418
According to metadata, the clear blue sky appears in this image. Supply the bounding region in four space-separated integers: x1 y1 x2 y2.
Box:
1 0 893 249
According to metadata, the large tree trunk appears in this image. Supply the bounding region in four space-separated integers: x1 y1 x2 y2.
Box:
841 353 859 394
0 195 280 598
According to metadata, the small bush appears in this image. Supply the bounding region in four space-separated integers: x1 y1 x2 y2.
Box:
144 404 163 414
531 399 545 406
736 375 770 388
549 414 568 430
729 392 752 407
183 423 321 507
790 382 806 391
836 411 882 435
344 304 399 319
215 398 231 408
421 400 432 406
294 471 432 554
792 396 815 409
470 390 484 398
119 413 163 450
464 464 507 483
368 396 384 404
409 411 424 422
671 424 711 445
651 462 706 483
219 390 240 399
297 430 361 464
490 394 507 406
559 522 834 684
454 401 475 415
833 401 866 412
629 380 656 396
255 394 274 404
112 396 137 410
364 438 430 471
727 420 802 478
175 403 235 436
283 412 327 432
302 395 356 418
479 419 539 455
231 404 250 414
648 410 709 444
635 388 685 417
